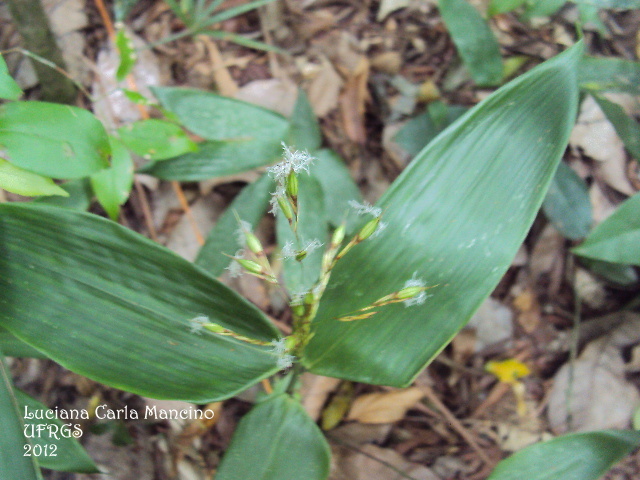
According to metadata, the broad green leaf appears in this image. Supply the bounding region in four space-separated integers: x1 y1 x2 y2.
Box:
118 119 197 161
542 162 592 240
574 0 640 8
309 149 362 228
33 178 93 211
395 102 468 157
0 353 43 480
577 3 607 35
0 158 68 197
0 54 22 100
0 204 281 402
488 0 528 15
580 258 638 286
216 393 331 480
591 93 640 161
17 390 99 473
276 175 328 295
196 173 274 277
289 89 322 152
524 0 565 17
139 139 283 181
578 56 640 95
304 43 582 385
150 86 290 143
487 430 640 480
572 191 640 265
91 137 134 220
115 27 136 81
0 326 46 357
438 0 503 86
0 102 110 179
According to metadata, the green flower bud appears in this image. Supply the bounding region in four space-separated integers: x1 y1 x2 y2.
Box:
331 225 345 246
245 232 263 255
204 323 226 334
277 196 294 221
291 303 305 317
295 250 307 262
285 170 298 198
397 286 425 299
356 216 381 242
235 258 263 274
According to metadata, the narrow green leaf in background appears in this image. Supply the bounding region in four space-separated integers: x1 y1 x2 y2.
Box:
0 102 110 179
215 394 331 480
487 430 640 480
394 102 468 157
139 139 283 181
0 326 46 358
0 352 43 480
16 390 99 473
0 204 281 402
591 93 640 161
0 54 23 100
33 178 93 211
579 258 638 286
91 137 134 220
309 149 362 228
572 191 640 266
523 0 565 17
150 86 290 143
488 0 527 16
542 162 592 240
277 175 328 295
288 89 322 152
118 119 197 161
304 43 582 385
0 158 68 197
578 56 640 95
438 0 503 86
196 173 275 277
115 27 137 81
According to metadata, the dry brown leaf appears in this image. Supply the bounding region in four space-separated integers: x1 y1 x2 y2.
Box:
574 268 607 309
570 95 634 195
529 224 564 284
347 387 424 424
307 58 343 117
465 297 513 351
547 314 640 434
331 445 441 480
235 78 298 117
301 373 342 420
339 57 370 144
589 182 618 226
512 287 541 334
377 0 410 21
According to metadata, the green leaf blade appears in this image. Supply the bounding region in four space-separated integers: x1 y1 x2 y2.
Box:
0 54 23 100
438 0 503 86
91 137 134 220
196 173 275 277
304 43 582 385
216 394 331 480
0 102 110 179
118 119 197 161
0 204 281 402
542 162 592 240
0 159 69 197
0 354 43 480
487 430 640 480
17 390 99 473
572 191 640 266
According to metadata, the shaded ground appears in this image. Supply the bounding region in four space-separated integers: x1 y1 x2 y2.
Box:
3 0 640 479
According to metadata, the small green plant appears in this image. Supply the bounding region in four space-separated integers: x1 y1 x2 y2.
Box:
2 40 640 480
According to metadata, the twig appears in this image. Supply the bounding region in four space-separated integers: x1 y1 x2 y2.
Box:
417 384 493 466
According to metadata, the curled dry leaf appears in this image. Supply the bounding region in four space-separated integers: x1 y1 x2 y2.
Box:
570 95 634 195
307 57 343 117
465 297 513 351
301 373 342 421
346 387 424 424
547 313 640 434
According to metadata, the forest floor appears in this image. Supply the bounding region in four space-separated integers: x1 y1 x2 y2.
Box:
2 0 640 479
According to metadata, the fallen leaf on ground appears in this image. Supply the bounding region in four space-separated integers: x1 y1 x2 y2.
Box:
547 313 640 434
347 387 424 424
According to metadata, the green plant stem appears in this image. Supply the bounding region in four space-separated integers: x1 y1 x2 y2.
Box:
4 0 76 103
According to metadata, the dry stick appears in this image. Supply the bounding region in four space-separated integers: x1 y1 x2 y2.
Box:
417 384 493 466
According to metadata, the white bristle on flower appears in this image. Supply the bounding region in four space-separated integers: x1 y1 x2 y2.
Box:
348 200 382 218
403 273 428 307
